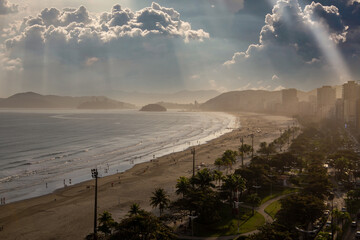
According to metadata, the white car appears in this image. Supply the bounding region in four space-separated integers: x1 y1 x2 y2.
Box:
355 231 360 239
352 221 357 227
326 221 331 227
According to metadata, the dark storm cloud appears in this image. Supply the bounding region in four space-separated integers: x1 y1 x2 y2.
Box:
224 0 350 89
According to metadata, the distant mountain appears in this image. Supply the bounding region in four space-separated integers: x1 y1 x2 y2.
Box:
0 92 135 109
201 90 282 112
113 90 220 106
77 97 135 109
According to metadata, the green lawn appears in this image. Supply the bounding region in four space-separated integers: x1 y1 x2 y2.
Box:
259 187 298 204
264 200 281 219
194 204 265 237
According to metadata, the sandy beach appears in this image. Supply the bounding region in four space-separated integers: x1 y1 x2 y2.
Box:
0 112 293 240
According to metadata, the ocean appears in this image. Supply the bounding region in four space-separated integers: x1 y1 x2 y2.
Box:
0 109 237 203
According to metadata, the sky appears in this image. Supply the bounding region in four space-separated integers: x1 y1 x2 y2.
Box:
1 0 360 97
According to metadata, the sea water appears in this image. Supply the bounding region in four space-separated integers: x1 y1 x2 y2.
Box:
0 109 237 203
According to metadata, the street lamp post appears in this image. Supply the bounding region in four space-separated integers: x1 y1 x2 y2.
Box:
253 185 261 194
234 201 244 233
191 148 196 177
91 169 98 240
250 134 254 159
329 192 334 240
240 137 244 167
189 215 198 236
292 122 295 140
287 125 290 145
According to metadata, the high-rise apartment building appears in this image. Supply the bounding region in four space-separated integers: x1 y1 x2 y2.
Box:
282 89 298 115
317 86 336 119
343 81 360 127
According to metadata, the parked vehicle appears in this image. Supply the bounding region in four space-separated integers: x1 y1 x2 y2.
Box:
352 221 357 227
324 210 330 216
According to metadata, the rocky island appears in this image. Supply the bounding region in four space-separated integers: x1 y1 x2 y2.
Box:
140 104 167 112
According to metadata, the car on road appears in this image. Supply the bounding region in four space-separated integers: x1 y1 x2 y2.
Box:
356 231 360 239
313 224 320 230
308 230 317 237
326 221 331 227
341 207 347 212
352 221 357 227
324 210 330 216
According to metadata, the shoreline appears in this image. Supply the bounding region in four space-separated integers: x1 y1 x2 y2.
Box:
0 112 294 240
0 110 237 203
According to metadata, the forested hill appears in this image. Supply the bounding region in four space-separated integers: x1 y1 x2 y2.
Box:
0 92 135 109
200 90 282 112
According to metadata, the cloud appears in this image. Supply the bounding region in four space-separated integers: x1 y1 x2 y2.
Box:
190 74 200 80
209 79 227 92
223 0 351 89
2 56 23 72
3 3 209 69
274 85 285 91
85 57 99 66
272 74 279 81
0 0 18 15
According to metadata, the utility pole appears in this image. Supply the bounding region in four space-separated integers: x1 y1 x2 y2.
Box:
191 148 196 177
240 137 244 167
250 134 254 159
91 169 98 240
287 125 290 145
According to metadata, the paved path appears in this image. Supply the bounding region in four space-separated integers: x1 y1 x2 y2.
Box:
255 193 293 223
178 193 294 240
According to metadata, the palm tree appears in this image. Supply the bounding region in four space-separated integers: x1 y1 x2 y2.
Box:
213 170 223 187
222 150 238 171
257 142 276 160
114 210 176 239
150 188 170 216
214 158 223 171
247 193 261 215
128 203 144 216
239 144 252 157
97 211 115 236
175 176 191 197
239 143 253 167
191 168 215 190
334 157 350 180
222 174 246 206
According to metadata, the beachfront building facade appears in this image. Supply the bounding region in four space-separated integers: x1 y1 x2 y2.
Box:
281 88 298 115
317 86 336 120
343 81 360 128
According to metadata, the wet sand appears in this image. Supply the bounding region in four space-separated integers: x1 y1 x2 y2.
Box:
0 112 293 240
